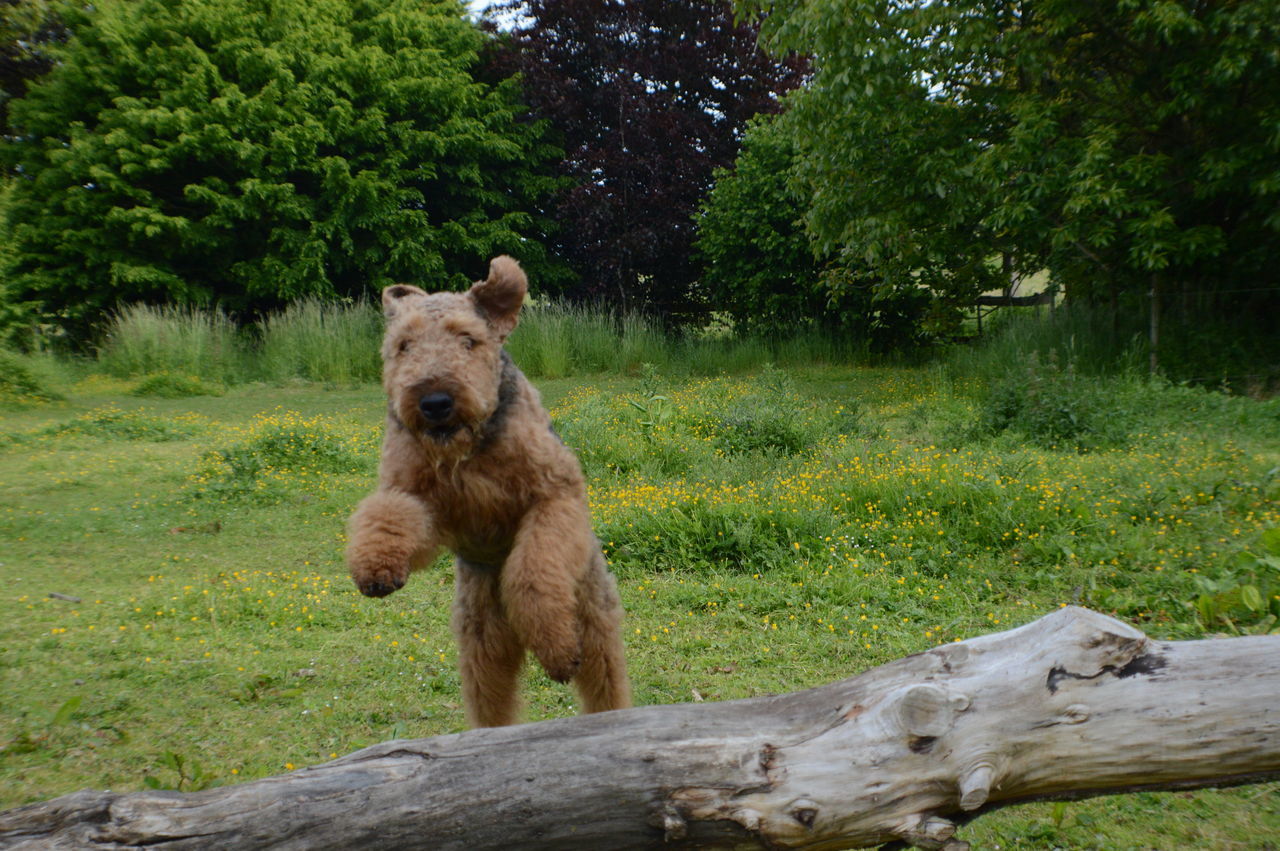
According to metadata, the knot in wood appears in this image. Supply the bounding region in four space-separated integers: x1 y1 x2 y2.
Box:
789 798 819 828
895 684 967 738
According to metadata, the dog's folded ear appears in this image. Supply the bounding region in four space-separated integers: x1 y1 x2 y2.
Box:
469 256 527 339
382 283 427 319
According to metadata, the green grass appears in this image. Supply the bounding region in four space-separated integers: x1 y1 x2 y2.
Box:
2 366 1278 847
0 349 71 405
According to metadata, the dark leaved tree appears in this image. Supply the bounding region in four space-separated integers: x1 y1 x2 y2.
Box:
487 0 804 320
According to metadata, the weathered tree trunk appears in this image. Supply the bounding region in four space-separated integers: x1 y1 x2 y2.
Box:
3 607 1278 850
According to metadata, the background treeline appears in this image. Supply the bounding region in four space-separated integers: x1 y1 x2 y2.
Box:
1 0 1278 386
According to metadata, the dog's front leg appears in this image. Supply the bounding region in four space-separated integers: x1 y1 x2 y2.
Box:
346 488 438 597
502 497 592 683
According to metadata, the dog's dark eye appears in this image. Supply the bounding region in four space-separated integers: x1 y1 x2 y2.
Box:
461 335 476 351
397 339 411 354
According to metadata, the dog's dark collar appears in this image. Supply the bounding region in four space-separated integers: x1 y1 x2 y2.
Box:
474 350 519 452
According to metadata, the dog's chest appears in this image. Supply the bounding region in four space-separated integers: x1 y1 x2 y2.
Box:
424 464 529 561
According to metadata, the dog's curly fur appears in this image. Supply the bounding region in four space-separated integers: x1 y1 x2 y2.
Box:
345 256 631 727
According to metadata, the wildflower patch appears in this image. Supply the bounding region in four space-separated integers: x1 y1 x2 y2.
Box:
41 405 205 442
188 410 377 503
552 370 854 479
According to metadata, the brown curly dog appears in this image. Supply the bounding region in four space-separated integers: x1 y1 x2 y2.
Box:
345 256 631 727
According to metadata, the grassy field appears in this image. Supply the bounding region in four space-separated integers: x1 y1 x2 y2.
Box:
2 361 1279 847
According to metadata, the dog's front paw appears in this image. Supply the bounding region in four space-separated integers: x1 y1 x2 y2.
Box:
349 558 409 598
535 640 583 684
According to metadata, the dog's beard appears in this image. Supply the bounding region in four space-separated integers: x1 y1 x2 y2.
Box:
411 414 482 458
425 423 462 444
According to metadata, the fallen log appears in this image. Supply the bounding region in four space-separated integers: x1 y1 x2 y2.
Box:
3 606 1278 850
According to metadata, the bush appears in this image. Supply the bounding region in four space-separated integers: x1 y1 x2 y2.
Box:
41 405 203 442
600 498 838 576
130 373 225 398
553 367 847 481
189 411 376 503
713 368 816 456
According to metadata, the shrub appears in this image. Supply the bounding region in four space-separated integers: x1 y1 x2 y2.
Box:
189 411 376 502
42 405 203 441
978 352 1103 450
130 373 225 398
553 367 846 483
0 349 64 403
600 498 838 577
713 366 823 456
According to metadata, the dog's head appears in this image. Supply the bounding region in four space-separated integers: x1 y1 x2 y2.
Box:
380 256 526 453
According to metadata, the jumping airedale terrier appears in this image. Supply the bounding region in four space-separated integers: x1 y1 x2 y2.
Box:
345 256 631 727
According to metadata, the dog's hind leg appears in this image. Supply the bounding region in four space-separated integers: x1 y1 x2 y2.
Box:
453 561 525 727
573 552 632 713
501 497 592 685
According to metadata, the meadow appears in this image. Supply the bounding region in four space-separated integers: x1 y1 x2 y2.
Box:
2 319 1279 847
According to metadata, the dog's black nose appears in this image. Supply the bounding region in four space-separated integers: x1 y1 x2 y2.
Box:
418 392 455 423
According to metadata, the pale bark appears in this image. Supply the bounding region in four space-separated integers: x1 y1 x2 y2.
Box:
3 606 1278 850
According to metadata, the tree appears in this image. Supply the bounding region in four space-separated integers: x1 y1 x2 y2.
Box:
0 0 64 134
737 0 1280 349
694 112 936 351
694 114 825 335
486 0 805 319
693 112 923 349
2 0 563 342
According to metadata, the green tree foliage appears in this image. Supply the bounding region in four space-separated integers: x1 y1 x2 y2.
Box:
1 0 64 132
695 113 938 349
739 0 1280 334
3 0 561 340
694 115 824 335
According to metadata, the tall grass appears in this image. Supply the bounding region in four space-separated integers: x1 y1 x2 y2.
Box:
682 332 868 375
49 290 1280 393
950 299 1280 393
257 299 382 385
507 301 671 377
0 348 70 404
98 304 248 384
92 298 873 385
947 302 1146 388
